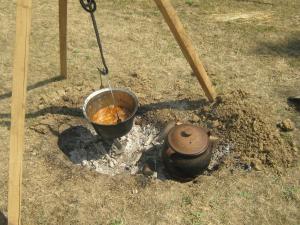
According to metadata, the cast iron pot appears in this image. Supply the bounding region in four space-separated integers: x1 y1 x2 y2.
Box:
83 88 139 139
162 124 213 181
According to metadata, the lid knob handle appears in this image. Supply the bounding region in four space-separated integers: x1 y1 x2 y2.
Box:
181 130 192 137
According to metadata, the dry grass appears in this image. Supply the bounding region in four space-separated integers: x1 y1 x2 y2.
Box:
0 0 299 224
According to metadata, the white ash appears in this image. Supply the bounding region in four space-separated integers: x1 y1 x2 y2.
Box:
68 121 161 176
65 119 232 177
208 142 233 170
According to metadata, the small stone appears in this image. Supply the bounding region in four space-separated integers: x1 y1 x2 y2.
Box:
191 114 200 122
38 104 44 110
211 120 220 128
202 106 210 112
135 117 143 126
142 163 154 176
278 119 295 131
259 142 264 151
31 125 47 134
145 134 155 147
154 95 163 100
215 96 223 103
110 158 117 165
125 165 130 171
56 89 66 96
40 94 48 103
62 95 70 102
132 189 138 194
109 161 115 168
243 164 252 171
137 93 146 99
58 123 71 133
263 145 272 153
152 172 158 179
39 117 56 126
130 166 139 175
130 72 138 78
250 159 263 171
292 147 298 153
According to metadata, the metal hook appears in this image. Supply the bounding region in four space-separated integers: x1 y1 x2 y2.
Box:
79 0 96 13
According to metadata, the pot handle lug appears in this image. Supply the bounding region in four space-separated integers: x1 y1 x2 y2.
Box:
202 127 211 137
165 147 176 157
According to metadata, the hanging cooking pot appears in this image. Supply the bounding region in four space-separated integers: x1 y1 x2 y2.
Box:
162 123 214 181
83 88 139 139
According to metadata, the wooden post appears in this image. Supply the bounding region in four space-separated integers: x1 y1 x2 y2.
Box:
8 0 32 224
154 0 216 101
59 0 67 78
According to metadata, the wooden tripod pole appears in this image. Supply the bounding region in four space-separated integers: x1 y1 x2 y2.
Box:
59 0 68 78
8 0 32 224
154 0 216 101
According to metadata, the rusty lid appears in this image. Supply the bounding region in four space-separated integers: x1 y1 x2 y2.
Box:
167 124 209 155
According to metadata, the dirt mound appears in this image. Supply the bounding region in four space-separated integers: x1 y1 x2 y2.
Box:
201 90 297 171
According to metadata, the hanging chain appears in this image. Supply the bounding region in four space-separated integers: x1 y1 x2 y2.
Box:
80 0 109 75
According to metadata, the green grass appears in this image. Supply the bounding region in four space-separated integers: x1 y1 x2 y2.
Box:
237 191 252 199
280 132 294 146
282 185 300 201
110 218 124 225
182 195 193 206
185 0 194 6
185 211 205 225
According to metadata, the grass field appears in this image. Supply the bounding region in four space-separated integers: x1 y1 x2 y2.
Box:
0 0 299 224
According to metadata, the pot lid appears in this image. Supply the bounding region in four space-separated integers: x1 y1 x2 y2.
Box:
167 124 209 155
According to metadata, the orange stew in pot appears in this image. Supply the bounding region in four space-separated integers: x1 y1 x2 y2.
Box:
91 105 130 125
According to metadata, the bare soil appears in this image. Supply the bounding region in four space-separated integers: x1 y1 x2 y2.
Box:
0 0 299 225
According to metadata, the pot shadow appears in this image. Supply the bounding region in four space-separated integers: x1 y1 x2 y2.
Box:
0 211 7 225
58 126 112 164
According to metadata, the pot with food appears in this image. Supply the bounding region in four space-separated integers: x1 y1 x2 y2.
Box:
83 88 139 139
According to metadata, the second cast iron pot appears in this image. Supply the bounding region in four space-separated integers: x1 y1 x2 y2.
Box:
161 123 214 181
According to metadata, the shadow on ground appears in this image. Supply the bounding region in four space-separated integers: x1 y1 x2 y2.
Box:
0 75 64 101
235 0 273 5
255 36 300 58
0 106 82 128
137 144 169 181
0 211 7 225
58 126 111 163
138 98 208 114
0 98 207 128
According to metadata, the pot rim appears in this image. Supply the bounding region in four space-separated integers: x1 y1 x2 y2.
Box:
82 88 139 127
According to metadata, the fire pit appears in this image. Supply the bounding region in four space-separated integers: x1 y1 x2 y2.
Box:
83 88 139 139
